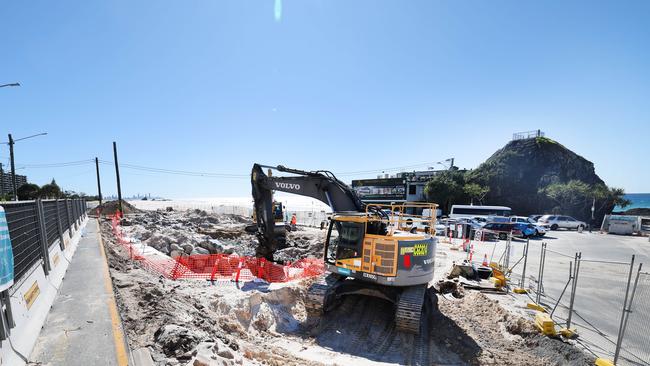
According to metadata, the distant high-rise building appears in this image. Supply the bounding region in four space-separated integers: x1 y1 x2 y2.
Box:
0 164 28 196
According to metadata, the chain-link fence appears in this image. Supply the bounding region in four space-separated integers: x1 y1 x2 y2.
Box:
618 269 650 366
505 239 649 365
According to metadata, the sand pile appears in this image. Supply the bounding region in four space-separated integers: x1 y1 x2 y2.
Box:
96 200 141 216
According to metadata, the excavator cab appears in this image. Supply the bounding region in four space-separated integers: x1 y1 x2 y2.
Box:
325 217 365 264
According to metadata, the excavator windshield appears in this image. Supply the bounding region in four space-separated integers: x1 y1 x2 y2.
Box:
325 219 364 264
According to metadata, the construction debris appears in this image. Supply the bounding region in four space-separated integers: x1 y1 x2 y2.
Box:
99 209 595 366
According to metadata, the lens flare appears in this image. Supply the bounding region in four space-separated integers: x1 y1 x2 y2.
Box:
274 0 282 22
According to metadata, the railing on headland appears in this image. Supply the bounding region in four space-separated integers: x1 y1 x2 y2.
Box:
512 130 544 140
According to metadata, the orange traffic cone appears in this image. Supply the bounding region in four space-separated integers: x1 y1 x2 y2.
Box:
482 254 488 267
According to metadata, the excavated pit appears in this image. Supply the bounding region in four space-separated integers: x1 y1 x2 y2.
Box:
100 210 595 366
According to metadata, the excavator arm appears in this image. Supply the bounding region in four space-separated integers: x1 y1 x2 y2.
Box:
251 163 365 260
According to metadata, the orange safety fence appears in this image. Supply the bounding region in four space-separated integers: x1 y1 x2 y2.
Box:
107 211 325 283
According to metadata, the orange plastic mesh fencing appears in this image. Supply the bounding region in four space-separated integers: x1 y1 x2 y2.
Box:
108 212 325 283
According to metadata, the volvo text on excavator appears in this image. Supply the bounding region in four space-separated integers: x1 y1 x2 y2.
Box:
251 163 439 333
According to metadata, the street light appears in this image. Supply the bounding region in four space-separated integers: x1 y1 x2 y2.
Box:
2 132 48 200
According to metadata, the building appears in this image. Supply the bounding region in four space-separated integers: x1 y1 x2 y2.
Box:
351 169 448 204
0 165 27 196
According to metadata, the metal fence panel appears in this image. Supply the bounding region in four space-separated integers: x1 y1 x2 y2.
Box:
569 259 632 359
66 200 73 229
0 202 43 282
619 271 650 366
59 200 69 232
42 200 59 247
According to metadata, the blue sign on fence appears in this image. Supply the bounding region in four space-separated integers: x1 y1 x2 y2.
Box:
0 207 14 292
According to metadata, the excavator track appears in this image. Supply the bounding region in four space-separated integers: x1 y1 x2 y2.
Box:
305 274 341 316
395 285 427 334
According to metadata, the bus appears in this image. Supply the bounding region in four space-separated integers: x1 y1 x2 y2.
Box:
449 205 512 219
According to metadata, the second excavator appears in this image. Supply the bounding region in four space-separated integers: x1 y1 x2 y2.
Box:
251 163 438 333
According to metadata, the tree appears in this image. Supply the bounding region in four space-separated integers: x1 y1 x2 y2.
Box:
424 170 468 213
539 180 630 221
17 183 40 200
463 183 490 205
39 179 62 198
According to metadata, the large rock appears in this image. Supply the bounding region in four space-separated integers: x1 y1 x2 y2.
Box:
197 239 224 254
182 243 195 254
154 324 200 357
466 137 612 222
191 247 210 255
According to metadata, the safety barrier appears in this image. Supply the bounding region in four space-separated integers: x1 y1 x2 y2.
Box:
108 212 325 283
617 269 650 365
505 241 648 366
0 198 87 366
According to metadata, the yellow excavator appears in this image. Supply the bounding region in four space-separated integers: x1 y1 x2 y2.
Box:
251 164 438 333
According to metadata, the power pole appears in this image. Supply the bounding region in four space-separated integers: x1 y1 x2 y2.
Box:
8 134 17 201
449 158 454 170
0 162 4 197
95 157 103 205
112 142 123 213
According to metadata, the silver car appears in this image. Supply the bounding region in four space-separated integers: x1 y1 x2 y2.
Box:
538 215 586 231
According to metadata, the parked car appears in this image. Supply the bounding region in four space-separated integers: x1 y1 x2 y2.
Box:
434 223 448 236
511 222 538 238
455 217 483 230
538 215 587 231
481 222 520 240
472 217 488 225
529 214 544 222
510 216 547 236
486 215 510 223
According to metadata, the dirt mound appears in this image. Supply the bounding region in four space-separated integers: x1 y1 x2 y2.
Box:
96 200 141 216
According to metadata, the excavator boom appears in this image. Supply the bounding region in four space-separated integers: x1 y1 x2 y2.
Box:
251 163 364 259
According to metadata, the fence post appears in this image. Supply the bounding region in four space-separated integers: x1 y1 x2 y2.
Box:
35 199 51 275
536 242 547 305
519 238 530 289
74 199 79 230
66 199 73 232
55 199 66 250
615 263 643 364
614 255 636 364
566 252 581 329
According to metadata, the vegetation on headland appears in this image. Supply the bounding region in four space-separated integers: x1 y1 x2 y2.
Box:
425 137 629 223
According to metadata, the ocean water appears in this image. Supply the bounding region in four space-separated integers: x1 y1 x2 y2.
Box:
615 193 650 211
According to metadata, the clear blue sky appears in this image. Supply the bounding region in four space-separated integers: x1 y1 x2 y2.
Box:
1 0 649 198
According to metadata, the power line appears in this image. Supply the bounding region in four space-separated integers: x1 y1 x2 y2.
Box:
334 161 442 176
11 157 447 181
18 159 94 168
97 160 249 178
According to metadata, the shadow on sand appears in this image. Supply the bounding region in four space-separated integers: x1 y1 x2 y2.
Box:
305 289 481 365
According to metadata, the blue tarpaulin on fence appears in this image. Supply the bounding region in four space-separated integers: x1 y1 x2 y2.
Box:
0 207 14 292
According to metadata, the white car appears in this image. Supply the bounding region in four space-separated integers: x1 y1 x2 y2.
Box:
510 216 547 236
538 215 586 231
